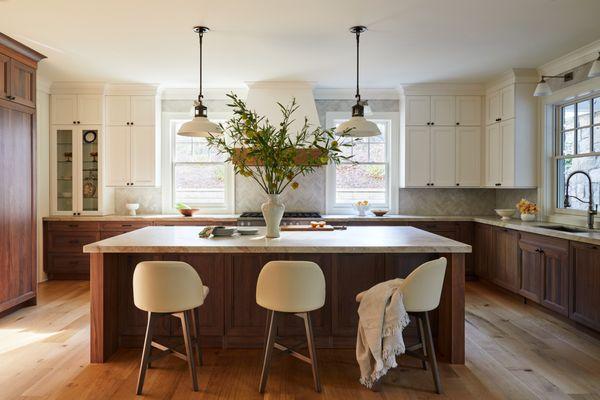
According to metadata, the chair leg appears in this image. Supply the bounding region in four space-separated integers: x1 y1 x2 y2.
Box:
191 307 203 366
423 312 443 394
259 310 278 393
417 314 428 371
302 312 321 393
181 310 199 391
136 312 156 395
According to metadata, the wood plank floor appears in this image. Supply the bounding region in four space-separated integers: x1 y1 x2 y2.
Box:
1 281 599 399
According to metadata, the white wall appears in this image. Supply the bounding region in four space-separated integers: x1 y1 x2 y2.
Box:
36 84 50 283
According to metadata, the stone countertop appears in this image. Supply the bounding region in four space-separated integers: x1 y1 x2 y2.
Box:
83 226 472 254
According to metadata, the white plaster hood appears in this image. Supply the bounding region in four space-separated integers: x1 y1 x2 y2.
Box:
244 81 321 133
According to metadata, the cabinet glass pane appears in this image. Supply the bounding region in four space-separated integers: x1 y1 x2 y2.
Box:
56 129 73 211
81 129 99 212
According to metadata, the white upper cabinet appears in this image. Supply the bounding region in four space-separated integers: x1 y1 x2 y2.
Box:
456 96 481 126
405 96 431 126
486 91 502 125
455 127 481 187
106 96 131 126
130 126 156 185
500 119 515 186
52 94 102 125
105 126 131 187
131 96 156 126
500 85 515 120
405 126 431 186
430 126 456 186
485 123 502 187
430 96 455 126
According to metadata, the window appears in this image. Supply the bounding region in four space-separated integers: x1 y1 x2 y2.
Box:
555 95 600 211
167 116 234 212
326 112 398 213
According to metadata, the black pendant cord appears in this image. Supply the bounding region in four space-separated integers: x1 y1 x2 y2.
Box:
198 29 204 102
355 29 361 103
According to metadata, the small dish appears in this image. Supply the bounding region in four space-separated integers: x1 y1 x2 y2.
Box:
371 209 388 217
125 203 139 216
495 209 515 220
212 226 235 237
237 227 259 235
179 208 199 217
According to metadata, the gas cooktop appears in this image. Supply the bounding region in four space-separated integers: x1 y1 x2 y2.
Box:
239 212 322 219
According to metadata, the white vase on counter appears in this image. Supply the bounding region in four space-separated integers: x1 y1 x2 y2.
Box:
262 194 285 238
520 213 536 222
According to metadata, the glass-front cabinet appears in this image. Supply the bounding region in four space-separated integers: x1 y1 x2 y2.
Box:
51 126 108 215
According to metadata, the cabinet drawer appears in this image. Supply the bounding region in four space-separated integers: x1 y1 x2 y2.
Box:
101 222 151 231
48 231 100 253
46 254 89 275
47 221 100 231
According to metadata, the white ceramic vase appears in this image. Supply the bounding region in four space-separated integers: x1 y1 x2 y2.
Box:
262 194 285 238
520 213 535 222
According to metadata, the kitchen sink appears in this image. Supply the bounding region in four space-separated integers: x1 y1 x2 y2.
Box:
536 225 590 233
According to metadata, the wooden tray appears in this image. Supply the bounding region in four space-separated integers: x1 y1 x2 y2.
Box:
280 225 335 231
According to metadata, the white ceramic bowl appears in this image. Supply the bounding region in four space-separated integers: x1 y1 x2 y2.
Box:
353 203 370 216
126 203 140 216
495 208 515 220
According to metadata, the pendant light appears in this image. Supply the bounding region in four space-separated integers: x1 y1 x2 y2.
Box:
588 52 600 78
178 26 222 137
335 26 381 137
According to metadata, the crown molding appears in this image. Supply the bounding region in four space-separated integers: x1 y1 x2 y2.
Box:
50 81 107 95
485 68 538 92
400 82 485 96
538 38 600 77
313 88 399 100
105 83 159 95
160 87 248 100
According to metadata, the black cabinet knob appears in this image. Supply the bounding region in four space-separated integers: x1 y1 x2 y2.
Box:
126 122 130 125
130 122 134 125
456 122 460 125
456 183 460 186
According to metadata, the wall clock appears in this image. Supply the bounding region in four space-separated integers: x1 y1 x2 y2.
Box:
83 130 97 144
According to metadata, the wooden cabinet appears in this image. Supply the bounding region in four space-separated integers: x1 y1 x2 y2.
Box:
491 227 520 293
570 242 600 330
44 222 99 279
518 237 543 302
540 238 569 315
473 223 493 279
105 95 157 187
0 35 44 315
51 94 103 125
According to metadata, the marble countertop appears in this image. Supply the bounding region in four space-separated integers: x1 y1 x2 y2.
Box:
83 226 472 254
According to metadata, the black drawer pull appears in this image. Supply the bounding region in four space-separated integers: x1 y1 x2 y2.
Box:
68 224 79 228
68 240 79 244
122 224 133 227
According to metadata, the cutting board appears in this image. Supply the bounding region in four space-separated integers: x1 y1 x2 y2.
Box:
280 225 335 231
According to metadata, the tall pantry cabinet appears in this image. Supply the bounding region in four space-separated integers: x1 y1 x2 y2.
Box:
0 34 45 315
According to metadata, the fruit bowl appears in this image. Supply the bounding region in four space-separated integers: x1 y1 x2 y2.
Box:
179 208 199 217
495 209 515 220
371 209 389 217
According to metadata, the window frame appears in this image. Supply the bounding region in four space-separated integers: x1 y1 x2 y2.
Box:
325 111 399 214
161 111 234 214
553 93 600 215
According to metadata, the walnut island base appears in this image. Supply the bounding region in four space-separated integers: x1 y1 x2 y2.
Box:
83 226 470 365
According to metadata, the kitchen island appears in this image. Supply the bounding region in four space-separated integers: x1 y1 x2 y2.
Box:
83 226 471 364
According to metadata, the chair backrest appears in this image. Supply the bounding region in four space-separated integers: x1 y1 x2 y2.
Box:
401 257 447 312
133 261 205 313
256 261 326 313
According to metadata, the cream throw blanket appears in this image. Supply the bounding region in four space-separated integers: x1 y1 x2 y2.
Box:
356 278 410 388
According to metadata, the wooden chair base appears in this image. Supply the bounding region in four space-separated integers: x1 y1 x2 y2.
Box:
259 310 321 393
136 309 203 395
371 311 442 394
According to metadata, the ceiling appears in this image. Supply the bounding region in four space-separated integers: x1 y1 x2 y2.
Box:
2 0 600 88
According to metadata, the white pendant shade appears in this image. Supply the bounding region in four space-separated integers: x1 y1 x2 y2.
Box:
533 80 552 97
335 116 381 137
588 58 600 78
177 116 222 137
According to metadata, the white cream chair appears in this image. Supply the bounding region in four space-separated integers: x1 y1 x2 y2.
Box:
133 261 209 395
356 257 447 394
256 260 326 393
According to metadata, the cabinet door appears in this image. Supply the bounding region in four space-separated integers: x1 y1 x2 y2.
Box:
52 127 76 214
52 95 77 125
486 91 501 125
501 85 515 120
430 126 455 186
570 242 600 330
106 96 131 126
456 127 481 187
0 53 9 100
518 239 543 302
492 227 520 293
486 124 501 186
500 119 515 186
78 126 100 213
474 223 492 279
130 96 155 126
77 95 103 125
9 59 35 108
456 96 481 126
405 96 430 126
430 96 455 126
541 244 569 316
105 126 131 186
405 126 431 186
130 126 155 186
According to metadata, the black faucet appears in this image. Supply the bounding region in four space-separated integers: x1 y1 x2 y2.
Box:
564 170 598 229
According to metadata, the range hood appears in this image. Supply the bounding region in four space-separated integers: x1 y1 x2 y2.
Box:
244 81 321 133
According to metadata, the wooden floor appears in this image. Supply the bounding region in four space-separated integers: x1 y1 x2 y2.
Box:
1 281 599 400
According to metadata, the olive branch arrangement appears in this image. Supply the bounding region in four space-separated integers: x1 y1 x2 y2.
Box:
206 93 352 194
